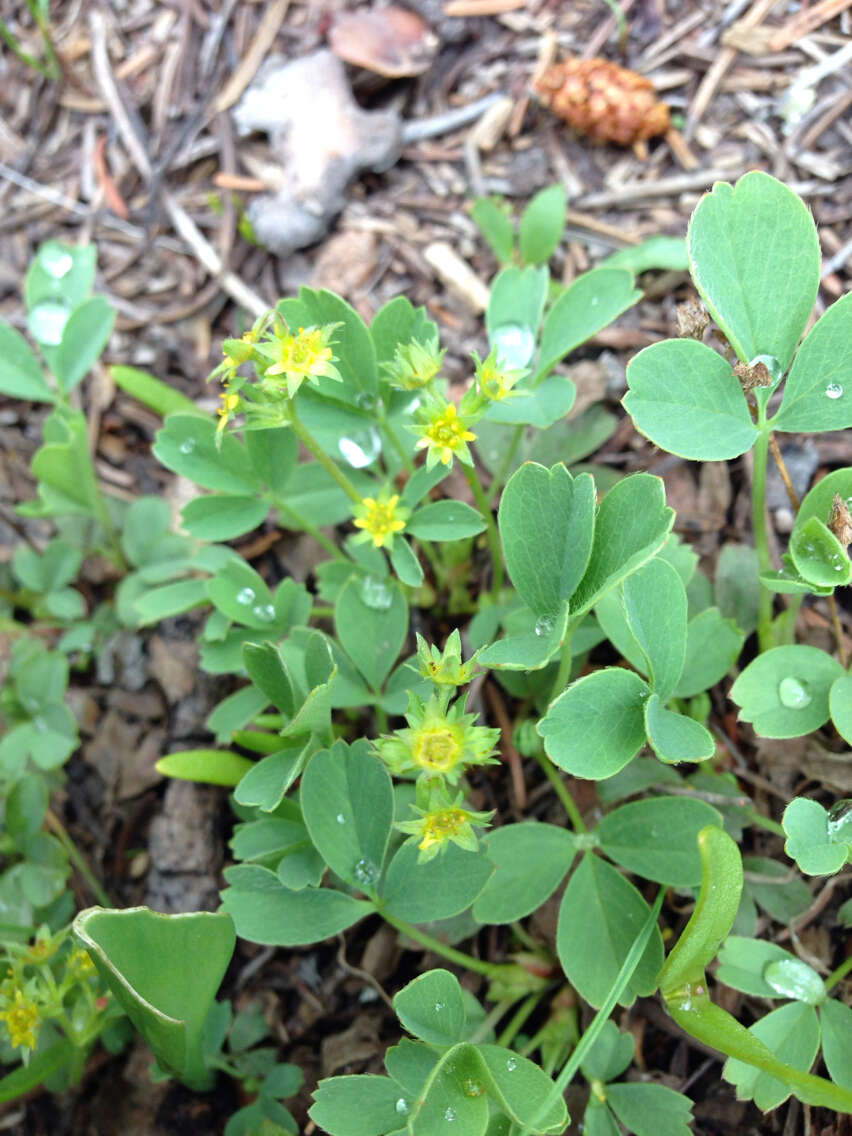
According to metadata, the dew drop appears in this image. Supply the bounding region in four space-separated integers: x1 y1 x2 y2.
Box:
506 1056 518 1072
434 1001 445 1012
590 296 599 306
179 437 196 454
360 575 393 611
33 716 48 734
338 427 381 469
236 587 255 605
748 354 784 385
444 1107 456 1123
491 322 535 369
763 958 826 1004
353 858 378 887
40 242 73 278
827 799 852 845
355 391 378 412
28 300 70 346
534 613 556 637
778 676 812 709
336 813 346 824
463 1078 485 1098
253 603 276 623
825 383 844 400
395 1098 409 1116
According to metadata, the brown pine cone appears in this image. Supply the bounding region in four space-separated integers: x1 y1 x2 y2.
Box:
533 57 670 146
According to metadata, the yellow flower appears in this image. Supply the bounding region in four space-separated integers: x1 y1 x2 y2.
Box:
217 388 240 434
262 324 341 398
396 786 492 862
352 493 410 549
474 348 526 402
374 693 500 784
414 403 476 469
68 948 96 978
24 937 55 965
0 990 41 1051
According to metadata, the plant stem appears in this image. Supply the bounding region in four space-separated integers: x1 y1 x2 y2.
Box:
532 751 587 833
273 498 345 560
825 952 852 993
496 991 544 1049
379 415 415 474
288 405 362 504
828 592 849 667
380 911 504 977
486 425 524 507
549 634 575 703
45 810 111 907
752 426 774 651
464 464 504 596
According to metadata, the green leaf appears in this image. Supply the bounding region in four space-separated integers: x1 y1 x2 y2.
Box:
519 184 566 266
773 292 852 432
207 560 276 629
715 544 761 635
486 266 548 351
111 364 200 417
830 675 852 745
730 645 844 739
482 374 576 428
220 873 371 945
687 171 820 371
301 740 393 890
556 854 664 1007
498 463 595 618
623 339 758 460
605 1083 693 1136
597 797 722 886
601 235 688 274
476 1045 568 1133
13 539 81 592
536 268 640 382
0 319 54 401
569 473 674 617
789 516 851 588
539 668 649 779
717 936 825 1003
133 579 209 624
234 742 309 812
0 1039 75 1103
409 1044 490 1136
371 296 437 368
207 684 270 743
310 1075 404 1136
279 288 377 403
73 906 235 1090
644 695 716 765
472 196 515 265
406 501 486 541
334 575 407 691
243 643 296 716
622 558 687 700
723 1002 821 1111
153 414 259 493
390 536 424 587
795 467 852 531
820 997 852 1090
244 427 299 496
379 842 494 922
674 608 744 699
156 749 254 786
741 856 812 924
579 1021 634 1083
782 798 848 876
26 241 95 314
181 495 270 540
394 970 466 1046
473 823 576 924
476 601 569 672
29 408 101 514
53 296 114 392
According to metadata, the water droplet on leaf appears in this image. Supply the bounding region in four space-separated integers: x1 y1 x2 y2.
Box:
444 1107 456 1123
534 613 556 637
491 323 535 369
395 1098 409 1115
360 575 393 611
29 300 70 345
355 391 378 411
463 1079 485 1097
40 242 73 278
778 676 811 709
825 383 843 400
434 1001 444 1012
827 799 852 846
33 717 48 734
236 587 255 605
253 603 276 623
179 438 196 454
506 1056 518 1071
339 427 381 468
353 858 378 887
763 958 826 1004
336 813 346 824
748 354 784 385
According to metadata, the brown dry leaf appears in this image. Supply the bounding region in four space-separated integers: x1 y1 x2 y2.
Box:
320 1012 383 1076
311 229 379 295
148 635 198 704
329 7 438 77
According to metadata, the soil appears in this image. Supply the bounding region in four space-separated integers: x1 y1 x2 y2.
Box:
0 0 850 1133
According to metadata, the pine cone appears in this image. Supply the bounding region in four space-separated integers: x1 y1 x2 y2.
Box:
533 57 670 146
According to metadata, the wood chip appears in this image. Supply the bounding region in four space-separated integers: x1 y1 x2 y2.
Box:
213 0 291 113
444 0 526 14
423 241 490 313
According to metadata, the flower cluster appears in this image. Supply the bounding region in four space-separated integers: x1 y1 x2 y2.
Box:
374 634 498 862
0 988 40 1051
413 401 477 468
352 491 410 550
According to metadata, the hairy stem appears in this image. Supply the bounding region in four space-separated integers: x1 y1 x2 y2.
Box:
380 911 504 977
288 404 362 504
752 426 774 651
